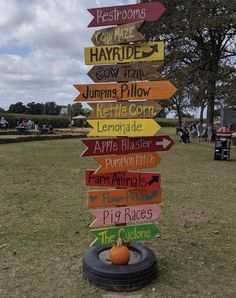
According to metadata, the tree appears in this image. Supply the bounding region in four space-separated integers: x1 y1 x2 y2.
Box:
26 102 44 115
0 107 5 113
8 102 27 114
44 101 61 115
67 103 84 121
139 0 236 125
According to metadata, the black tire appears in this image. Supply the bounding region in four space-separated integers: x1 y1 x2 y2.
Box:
83 243 157 292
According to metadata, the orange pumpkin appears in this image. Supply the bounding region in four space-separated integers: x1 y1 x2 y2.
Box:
109 238 130 265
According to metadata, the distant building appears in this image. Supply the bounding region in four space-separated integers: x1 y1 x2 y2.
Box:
221 107 236 129
60 106 68 115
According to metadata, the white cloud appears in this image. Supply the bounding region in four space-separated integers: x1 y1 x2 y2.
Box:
0 0 134 109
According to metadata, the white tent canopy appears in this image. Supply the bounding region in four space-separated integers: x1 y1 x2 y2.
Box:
72 115 86 119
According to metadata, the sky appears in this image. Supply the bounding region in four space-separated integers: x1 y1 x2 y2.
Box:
0 0 134 110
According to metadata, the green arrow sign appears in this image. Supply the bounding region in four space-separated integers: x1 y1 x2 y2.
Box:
90 223 159 246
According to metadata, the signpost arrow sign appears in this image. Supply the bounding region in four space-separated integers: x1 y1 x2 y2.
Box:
86 119 161 137
87 101 163 119
84 42 164 65
91 21 144 46
87 61 164 83
86 170 161 190
89 205 161 228
88 2 166 27
74 81 176 102
87 188 162 208
94 152 161 174
81 136 174 157
90 223 160 246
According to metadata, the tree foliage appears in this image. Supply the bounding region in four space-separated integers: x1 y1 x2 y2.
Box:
139 0 236 124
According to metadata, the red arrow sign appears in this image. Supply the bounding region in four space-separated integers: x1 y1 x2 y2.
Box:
89 205 161 228
88 2 166 27
81 136 174 157
86 170 161 190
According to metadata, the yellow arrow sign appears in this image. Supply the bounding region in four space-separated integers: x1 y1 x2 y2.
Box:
84 42 164 65
87 119 161 137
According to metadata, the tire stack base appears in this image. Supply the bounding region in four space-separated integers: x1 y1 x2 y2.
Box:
83 243 158 292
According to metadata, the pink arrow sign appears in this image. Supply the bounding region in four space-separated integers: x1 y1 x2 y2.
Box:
88 2 166 27
89 205 161 228
81 135 174 157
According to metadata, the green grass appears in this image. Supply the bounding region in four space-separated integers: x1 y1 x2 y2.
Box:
0 128 236 298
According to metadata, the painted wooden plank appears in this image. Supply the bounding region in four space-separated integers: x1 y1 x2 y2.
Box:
88 188 162 208
88 101 163 119
91 21 144 46
86 170 161 190
87 119 161 137
94 152 161 174
89 205 161 228
88 2 166 27
90 223 159 246
81 136 174 157
74 81 176 102
87 61 164 83
84 42 164 65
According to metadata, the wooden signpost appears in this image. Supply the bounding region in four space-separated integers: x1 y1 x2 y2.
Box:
87 119 161 137
88 101 163 119
84 42 164 65
86 170 161 190
91 21 144 46
81 136 174 157
87 188 162 208
74 81 176 102
94 152 161 174
88 2 166 27
87 61 164 83
89 205 161 228
90 223 160 246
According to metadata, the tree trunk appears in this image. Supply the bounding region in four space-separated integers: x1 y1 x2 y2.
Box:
199 103 205 123
206 76 217 126
176 107 182 126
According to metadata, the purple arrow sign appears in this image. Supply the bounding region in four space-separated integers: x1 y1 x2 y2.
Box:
81 135 174 157
89 205 161 228
88 2 166 27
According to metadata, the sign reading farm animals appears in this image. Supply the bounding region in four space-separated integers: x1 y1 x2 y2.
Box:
90 223 160 246
94 152 161 174
91 21 144 46
87 61 164 83
84 42 164 65
74 81 176 102
87 188 162 208
88 101 163 119
85 170 161 190
89 205 161 228
86 119 161 137
88 2 166 27
81 136 174 157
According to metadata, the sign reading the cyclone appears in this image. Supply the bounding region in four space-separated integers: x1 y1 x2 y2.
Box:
90 224 159 246
87 61 164 83
88 2 166 27
74 81 176 102
84 42 164 65
88 102 163 119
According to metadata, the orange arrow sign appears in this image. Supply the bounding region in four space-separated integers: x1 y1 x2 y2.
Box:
94 152 161 174
74 81 177 102
88 188 162 208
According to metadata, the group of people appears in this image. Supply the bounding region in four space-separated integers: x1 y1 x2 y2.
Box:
177 121 234 144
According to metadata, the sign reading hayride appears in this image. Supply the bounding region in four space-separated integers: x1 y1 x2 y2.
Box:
87 2 166 27
84 42 164 65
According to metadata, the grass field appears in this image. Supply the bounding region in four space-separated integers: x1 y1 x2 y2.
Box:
0 128 236 298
